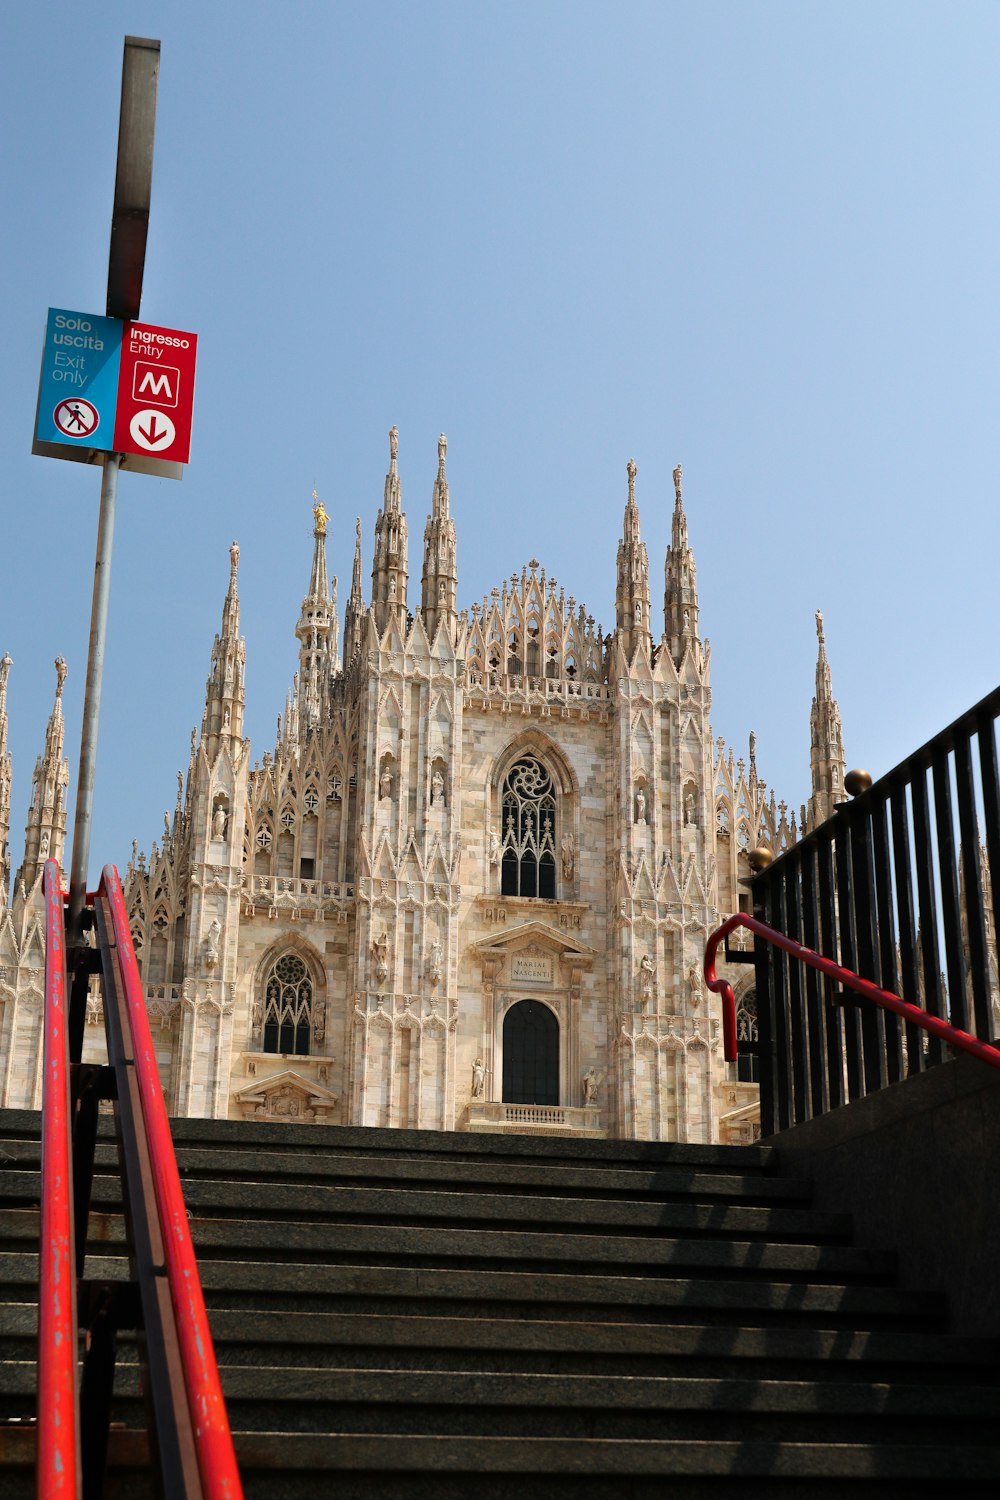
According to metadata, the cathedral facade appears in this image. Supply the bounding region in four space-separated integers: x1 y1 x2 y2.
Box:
0 432 849 1142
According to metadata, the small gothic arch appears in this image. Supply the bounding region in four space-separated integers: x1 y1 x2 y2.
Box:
735 979 759 1083
254 819 273 875
506 630 521 677
146 908 170 985
525 617 541 677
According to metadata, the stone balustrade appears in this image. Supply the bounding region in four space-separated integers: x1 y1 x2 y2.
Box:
465 670 612 707
243 874 354 916
464 1100 605 1137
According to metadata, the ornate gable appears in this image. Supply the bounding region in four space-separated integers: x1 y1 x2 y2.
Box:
233 1068 339 1124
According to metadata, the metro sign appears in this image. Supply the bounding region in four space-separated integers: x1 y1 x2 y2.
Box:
133 362 180 406
34 308 198 479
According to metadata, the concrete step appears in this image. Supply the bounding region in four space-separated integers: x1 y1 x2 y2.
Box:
0 1216 894 1280
4 1361 999 1444
0 1180 851 1241
0 1110 779 1171
0 1136 814 1204
5 1425 1000 1500
91 1429 1000 1493
0 1246 945 1340
11 1305 986 1379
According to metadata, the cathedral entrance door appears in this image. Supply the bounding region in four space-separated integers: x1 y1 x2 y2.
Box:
502 999 559 1105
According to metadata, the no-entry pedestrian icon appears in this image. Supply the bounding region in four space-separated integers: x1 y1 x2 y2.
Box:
54 398 100 438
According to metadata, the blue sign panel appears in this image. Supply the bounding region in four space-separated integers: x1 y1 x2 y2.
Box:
34 309 124 453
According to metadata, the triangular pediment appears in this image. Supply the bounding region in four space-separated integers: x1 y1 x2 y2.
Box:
471 918 598 966
234 1067 339 1122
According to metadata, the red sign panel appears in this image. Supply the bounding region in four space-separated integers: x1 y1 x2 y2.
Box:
113 320 198 464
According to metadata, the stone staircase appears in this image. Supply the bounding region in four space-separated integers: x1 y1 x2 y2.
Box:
1 1108 999 1496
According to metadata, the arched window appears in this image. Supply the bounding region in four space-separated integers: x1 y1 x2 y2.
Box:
262 953 313 1055
501 756 557 899
502 999 559 1104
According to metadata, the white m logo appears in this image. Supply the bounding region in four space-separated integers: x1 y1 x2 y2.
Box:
138 371 173 399
132 362 180 407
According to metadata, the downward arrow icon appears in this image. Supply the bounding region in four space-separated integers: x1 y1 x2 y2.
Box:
128 408 177 453
139 414 168 446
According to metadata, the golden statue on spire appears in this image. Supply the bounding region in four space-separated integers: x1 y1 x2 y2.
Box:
311 488 329 536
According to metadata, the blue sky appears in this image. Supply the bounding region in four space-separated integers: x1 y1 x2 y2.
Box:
2 2 999 882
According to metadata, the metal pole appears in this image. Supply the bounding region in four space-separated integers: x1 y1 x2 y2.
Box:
67 453 121 944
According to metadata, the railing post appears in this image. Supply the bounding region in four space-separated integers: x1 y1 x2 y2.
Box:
847 795 886 1095
751 862 781 1136
871 790 904 1084
911 767 945 1065
833 806 865 1101
816 825 844 1109
889 782 923 1076
954 732 992 1040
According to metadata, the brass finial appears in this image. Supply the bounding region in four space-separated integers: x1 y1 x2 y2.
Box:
747 844 774 872
312 490 329 536
845 769 872 797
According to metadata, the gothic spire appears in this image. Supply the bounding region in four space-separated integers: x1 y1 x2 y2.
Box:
343 517 365 666
805 609 847 832
294 494 337 735
0 652 12 904
421 432 458 641
17 657 70 891
201 541 246 752
371 424 409 636
615 458 651 657
663 463 701 666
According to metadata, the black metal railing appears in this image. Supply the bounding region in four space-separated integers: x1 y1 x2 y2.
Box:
750 684 1000 1137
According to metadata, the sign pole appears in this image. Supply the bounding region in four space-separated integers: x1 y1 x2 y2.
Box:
64 37 159 948
67 454 121 944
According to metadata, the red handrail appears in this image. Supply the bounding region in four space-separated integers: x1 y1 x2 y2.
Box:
100 864 244 1500
37 858 80 1499
704 912 1000 1073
